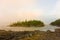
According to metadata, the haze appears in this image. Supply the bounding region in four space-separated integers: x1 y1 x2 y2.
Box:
0 0 60 26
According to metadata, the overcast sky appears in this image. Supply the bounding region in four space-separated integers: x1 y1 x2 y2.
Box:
0 0 60 26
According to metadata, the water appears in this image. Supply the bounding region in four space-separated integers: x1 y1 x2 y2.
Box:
0 25 60 32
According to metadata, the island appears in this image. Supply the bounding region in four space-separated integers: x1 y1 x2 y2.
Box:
50 19 60 26
9 20 44 27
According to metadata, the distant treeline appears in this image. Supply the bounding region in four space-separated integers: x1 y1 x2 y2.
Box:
10 20 44 27
9 19 60 27
50 19 60 26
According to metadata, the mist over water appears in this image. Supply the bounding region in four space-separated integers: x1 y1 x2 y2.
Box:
0 25 60 32
0 0 60 33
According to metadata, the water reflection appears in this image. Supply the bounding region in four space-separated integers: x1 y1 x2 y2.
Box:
0 25 60 32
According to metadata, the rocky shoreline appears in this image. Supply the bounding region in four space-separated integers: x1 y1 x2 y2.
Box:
0 29 60 40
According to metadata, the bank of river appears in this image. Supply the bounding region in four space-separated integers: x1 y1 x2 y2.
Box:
0 25 60 32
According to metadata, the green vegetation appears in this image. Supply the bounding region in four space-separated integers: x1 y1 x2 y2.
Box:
50 19 60 26
10 20 44 27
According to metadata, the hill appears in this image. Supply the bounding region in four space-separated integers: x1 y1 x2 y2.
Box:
50 19 60 26
10 20 44 27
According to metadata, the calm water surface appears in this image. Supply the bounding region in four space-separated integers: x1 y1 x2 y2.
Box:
0 25 60 32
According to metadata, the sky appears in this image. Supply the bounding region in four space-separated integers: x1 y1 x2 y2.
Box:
0 0 60 26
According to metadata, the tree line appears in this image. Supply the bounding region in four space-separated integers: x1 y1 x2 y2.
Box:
10 20 44 27
10 19 60 27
